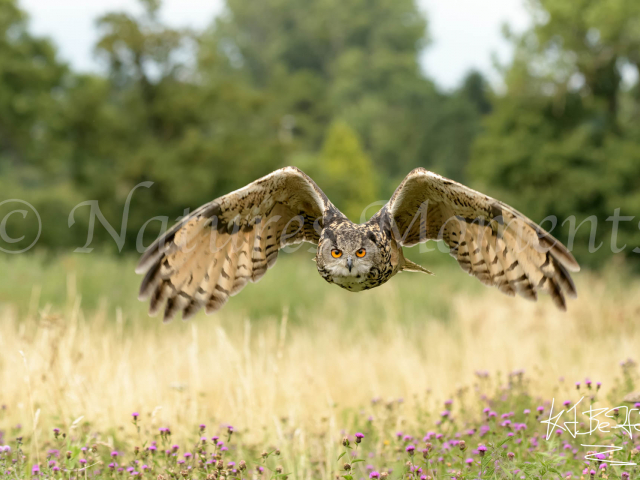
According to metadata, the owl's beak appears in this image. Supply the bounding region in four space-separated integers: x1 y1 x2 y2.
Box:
346 257 353 272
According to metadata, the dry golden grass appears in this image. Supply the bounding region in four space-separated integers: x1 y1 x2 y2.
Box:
1 256 639 469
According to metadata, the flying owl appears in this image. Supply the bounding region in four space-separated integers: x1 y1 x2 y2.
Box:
136 167 579 321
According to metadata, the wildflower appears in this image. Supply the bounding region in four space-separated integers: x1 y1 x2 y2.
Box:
536 406 544 413
53 428 60 438
52 466 60 472
444 399 453 407
172 445 179 452
478 445 487 457
111 451 119 458
227 425 234 435
575 382 580 389
32 465 40 476
441 410 450 418
132 412 139 421
199 424 206 432
459 440 466 451
212 436 219 444
406 444 415 455
109 463 116 469
79 459 87 465
184 453 192 459
369 472 380 479
621 472 630 479
343 463 351 471
342 437 350 447
148 445 157 453
523 409 530 414
508 452 515 460
355 433 365 444
465 458 473 465
585 378 592 389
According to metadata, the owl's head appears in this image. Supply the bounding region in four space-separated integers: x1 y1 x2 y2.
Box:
317 225 381 279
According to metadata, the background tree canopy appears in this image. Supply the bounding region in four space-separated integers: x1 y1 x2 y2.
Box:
0 0 638 267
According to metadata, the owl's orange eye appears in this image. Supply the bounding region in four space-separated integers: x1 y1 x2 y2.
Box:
356 248 366 258
331 249 342 258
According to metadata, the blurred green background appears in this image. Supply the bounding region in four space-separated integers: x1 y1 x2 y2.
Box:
1 0 639 268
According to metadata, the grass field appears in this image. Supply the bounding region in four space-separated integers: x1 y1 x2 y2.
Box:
1 252 639 478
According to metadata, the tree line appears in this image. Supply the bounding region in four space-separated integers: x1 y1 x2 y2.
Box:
1 0 638 267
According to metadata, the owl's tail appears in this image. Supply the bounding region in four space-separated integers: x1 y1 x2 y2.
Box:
401 258 434 275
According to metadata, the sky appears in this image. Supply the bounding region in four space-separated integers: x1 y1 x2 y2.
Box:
19 0 531 90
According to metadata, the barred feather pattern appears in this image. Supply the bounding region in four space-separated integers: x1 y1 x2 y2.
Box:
385 168 580 310
136 167 329 322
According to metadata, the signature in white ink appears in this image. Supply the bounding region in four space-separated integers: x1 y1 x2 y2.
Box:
540 397 640 466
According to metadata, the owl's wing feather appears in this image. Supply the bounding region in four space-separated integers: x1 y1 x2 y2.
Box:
136 166 330 321
385 168 580 310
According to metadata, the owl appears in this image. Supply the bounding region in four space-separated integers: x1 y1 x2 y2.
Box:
137 167 579 321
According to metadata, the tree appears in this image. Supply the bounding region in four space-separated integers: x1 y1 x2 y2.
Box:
468 0 640 267
207 0 441 183
299 120 377 221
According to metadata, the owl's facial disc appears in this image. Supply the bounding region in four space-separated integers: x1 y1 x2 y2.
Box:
322 235 376 279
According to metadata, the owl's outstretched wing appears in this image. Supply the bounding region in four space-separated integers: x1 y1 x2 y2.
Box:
136 166 332 321
384 168 580 310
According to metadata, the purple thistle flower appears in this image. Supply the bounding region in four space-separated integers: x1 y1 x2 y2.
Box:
441 410 450 418
31 465 40 475
131 412 139 420
110 451 118 458
79 459 87 465
199 424 206 431
563 400 571 407
444 399 453 406
406 444 415 455
537 406 544 413
508 452 515 460
523 408 531 414
172 445 179 452
622 472 630 479
369 472 380 479
109 463 116 469
184 453 192 459
148 445 157 452
465 458 473 465
355 432 364 444
52 466 60 472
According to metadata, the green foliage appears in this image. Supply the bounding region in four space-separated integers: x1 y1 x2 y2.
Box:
6 0 638 270
469 0 640 268
300 120 378 221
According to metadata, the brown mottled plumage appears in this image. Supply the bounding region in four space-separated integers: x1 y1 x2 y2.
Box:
136 167 580 321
